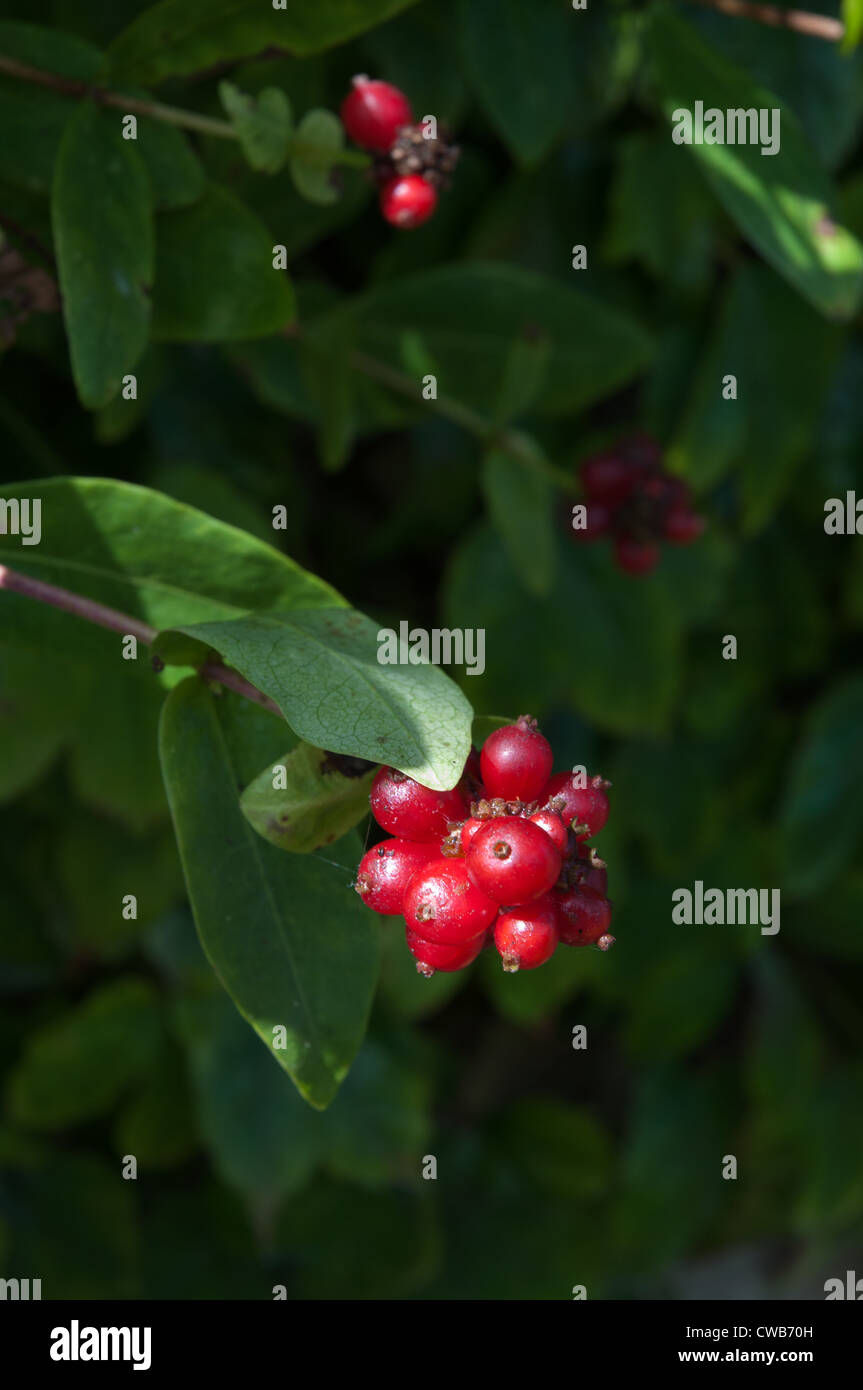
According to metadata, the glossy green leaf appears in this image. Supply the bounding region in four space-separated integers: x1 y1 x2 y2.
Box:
107 0 420 85
0 21 102 193
155 608 473 791
480 447 556 598
348 263 652 419
218 81 292 174
456 0 573 165
152 183 295 341
131 103 206 208
649 5 863 318
5 978 163 1129
779 675 863 895
241 742 373 854
52 101 153 407
289 109 344 206
159 678 380 1108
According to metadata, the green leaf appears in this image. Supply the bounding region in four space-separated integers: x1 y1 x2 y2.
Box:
67 665 168 831
456 0 573 165
107 0 420 85
779 675 863 896
0 646 90 803
154 608 473 791
5 978 163 1129
495 1100 613 1199
158 678 380 1108
623 949 737 1062
289 109 343 206
112 1041 197 1169
241 742 373 854
298 314 357 469
152 183 295 341
480 447 556 598
649 6 863 320
444 524 680 737
218 81 292 174
0 478 343 663
349 263 652 419
670 264 841 523
841 0 863 54
131 102 206 208
0 22 103 193
52 101 153 408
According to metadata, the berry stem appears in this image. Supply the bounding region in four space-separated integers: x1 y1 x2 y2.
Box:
0 564 282 717
682 0 843 41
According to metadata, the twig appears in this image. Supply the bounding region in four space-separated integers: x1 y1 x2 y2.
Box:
683 0 844 42
0 564 283 718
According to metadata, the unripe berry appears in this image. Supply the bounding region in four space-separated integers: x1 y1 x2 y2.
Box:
340 75 412 151
555 886 612 946
403 858 498 944
480 715 553 803
380 174 437 228
614 535 659 575
354 838 438 915
542 771 610 840
370 766 465 842
406 927 485 977
467 818 561 904
494 896 560 972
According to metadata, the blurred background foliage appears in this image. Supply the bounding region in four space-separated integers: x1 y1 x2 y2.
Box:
1 0 863 1298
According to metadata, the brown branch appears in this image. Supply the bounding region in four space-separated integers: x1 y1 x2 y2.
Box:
0 564 283 718
683 0 844 41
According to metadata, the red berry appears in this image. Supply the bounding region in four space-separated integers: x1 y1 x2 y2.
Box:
572 498 613 541
664 507 705 544
354 838 438 915
406 927 485 977
370 767 465 843
493 896 560 972
403 858 498 944
580 452 639 505
340 75 412 152
467 818 561 904
528 807 568 854
459 815 486 854
480 715 553 803
614 535 659 575
555 886 612 946
542 771 610 840
380 174 437 228
619 433 663 470
572 843 608 896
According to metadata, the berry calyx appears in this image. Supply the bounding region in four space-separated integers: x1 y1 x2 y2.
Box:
380 174 437 228
480 715 554 803
370 767 465 842
403 858 498 944
406 927 485 977
494 897 560 972
555 886 612 946
340 76 412 152
467 818 561 904
542 771 610 840
354 838 438 915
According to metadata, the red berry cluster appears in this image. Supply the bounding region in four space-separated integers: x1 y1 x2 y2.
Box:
339 75 459 229
573 434 705 576
354 717 615 977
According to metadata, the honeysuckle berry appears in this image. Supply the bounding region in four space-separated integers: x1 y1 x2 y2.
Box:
379 174 437 228
370 766 465 843
664 507 705 544
480 715 553 803
528 807 568 854
403 858 498 944
580 451 641 506
406 926 485 977
614 535 659 576
467 817 561 904
542 771 610 840
555 886 612 946
340 76 412 151
494 896 560 972
354 838 438 915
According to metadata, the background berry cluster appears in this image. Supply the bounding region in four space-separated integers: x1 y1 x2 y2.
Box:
356 718 613 976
